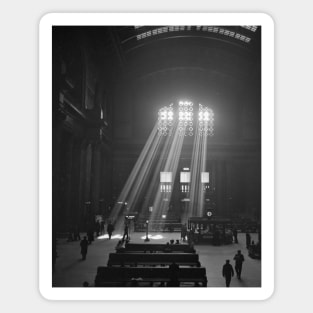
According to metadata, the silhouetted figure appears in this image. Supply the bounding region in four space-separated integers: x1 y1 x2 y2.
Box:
233 228 238 243
188 226 195 244
168 262 180 287
107 222 114 239
233 250 245 279
87 229 94 244
67 226 74 242
116 240 125 251
175 239 180 244
96 221 101 237
164 242 172 253
122 223 129 241
222 259 234 287
80 236 88 260
246 232 251 248
213 230 221 246
170 239 175 244
248 241 261 259
83 281 89 287
188 240 195 251
169 262 179 275
100 220 105 235
181 223 187 242
73 225 81 241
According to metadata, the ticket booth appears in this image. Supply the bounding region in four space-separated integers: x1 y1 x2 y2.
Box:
187 217 233 245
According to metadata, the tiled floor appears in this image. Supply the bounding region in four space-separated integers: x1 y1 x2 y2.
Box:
52 232 261 288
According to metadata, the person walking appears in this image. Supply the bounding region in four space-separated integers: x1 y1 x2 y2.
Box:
87 229 94 244
107 221 114 239
95 220 101 237
222 260 234 287
74 225 81 241
122 222 129 241
233 228 238 243
246 232 251 248
100 220 105 235
181 223 187 242
233 250 245 279
80 236 89 260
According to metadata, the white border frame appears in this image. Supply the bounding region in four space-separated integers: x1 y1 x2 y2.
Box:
39 13 274 300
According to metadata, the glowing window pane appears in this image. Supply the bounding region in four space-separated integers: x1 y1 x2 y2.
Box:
180 172 190 183
201 172 210 183
160 172 172 183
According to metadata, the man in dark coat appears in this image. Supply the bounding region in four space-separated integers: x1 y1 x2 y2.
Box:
100 220 105 235
181 223 187 242
168 262 180 287
122 222 129 241
246 232 251 248
95 220 101 237
107 221 114 239
80 236 89 260
233 250 245 279
74 225 81 241
87 229 94 244
222 260 234 287
169 262 179 275
233 228 238 243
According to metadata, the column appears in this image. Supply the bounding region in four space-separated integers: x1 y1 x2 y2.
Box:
90 142 101 216
70 138 83 226
216 159 227 216
78 139 89 229
226 161 233 217
64 136 74 225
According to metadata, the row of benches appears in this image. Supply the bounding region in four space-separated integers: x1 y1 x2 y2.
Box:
95 267 208 287
107 253 201 267
116 243 196 254
94 242 207 287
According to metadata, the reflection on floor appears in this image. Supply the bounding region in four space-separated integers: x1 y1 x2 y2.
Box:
52 232 261 287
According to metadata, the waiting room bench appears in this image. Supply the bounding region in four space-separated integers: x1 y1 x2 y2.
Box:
117 243 195 254
95 266 208 287
107 253 200 267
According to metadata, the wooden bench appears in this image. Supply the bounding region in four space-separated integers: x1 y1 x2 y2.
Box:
95 266 207 287
107 253 200 267
117 243 196 254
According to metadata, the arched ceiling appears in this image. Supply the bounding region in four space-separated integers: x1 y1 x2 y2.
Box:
106 25 261 145
109 25 261 81
117 25 260 53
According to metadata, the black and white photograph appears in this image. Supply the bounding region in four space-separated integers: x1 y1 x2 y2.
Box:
39 13 274 300
5 0 313 310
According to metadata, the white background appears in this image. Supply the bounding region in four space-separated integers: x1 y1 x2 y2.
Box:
0 0 312 311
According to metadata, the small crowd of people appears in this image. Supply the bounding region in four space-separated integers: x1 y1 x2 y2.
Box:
66 225 81 242
60 219 258 288
162 239 182 252
79 220 115 261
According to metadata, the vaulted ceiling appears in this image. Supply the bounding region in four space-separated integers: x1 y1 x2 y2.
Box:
104 26 261 145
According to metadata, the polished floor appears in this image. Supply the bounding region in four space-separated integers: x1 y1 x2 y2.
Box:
52 232 261 288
